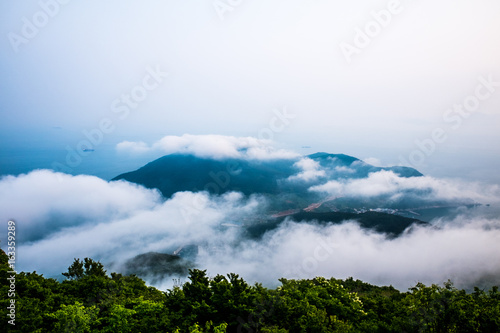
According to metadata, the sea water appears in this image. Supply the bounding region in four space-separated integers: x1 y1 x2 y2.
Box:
0 144 160 180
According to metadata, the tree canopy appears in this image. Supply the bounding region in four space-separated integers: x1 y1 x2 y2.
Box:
0 250 498 332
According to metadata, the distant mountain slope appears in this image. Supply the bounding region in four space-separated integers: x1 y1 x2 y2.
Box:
112 152 422 199
122 252 193 283
113 154 295 196
245 211 426 239
310 152 423 178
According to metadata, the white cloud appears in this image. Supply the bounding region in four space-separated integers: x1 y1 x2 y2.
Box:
2 169 500 291
117 134 300 160
204 217 500 290
334 166 356 174
363 157 383 167
0 170 260 278
0 170 161 242
310 170 500 203
16 190 257 276
288 158 326 182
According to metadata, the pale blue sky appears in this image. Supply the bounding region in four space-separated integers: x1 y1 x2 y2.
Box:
1 0 500 181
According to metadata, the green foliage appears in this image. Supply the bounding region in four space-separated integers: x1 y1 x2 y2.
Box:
0 248 9 266
2 257 499 332
165 269 258 331
213 322 228 333
10 271 64 331
62 258 106 280
260 326 289 333
47 302 98 333
129 297 170 332
101 304 136 333
394 281 500 333
265 277 364 332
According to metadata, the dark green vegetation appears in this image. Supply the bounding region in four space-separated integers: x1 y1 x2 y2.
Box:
123 252 193 285
2 250 499 332
113 154 296 197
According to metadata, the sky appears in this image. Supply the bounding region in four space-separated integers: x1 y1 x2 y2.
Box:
0 0 499 181
1 1 500 289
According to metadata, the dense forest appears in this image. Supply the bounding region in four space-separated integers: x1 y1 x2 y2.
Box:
1 249 499 332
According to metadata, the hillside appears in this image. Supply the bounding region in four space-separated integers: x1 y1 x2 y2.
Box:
245 211 426 239
112 152 422 199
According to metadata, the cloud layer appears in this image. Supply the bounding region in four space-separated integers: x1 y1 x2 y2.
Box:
310 170 500 204
0 170 161 243
201 217 500 290
288 158 326 182
2 170 500 292
117 134 299 160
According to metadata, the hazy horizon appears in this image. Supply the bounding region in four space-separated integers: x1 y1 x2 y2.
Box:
1 0 500 183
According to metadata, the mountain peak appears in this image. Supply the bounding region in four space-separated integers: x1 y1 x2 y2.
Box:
307 152 361 165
